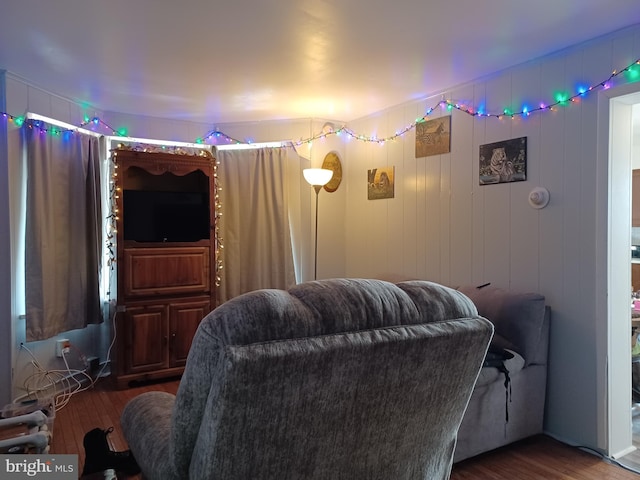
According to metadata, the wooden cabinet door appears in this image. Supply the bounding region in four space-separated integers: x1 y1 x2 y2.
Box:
633 264 640 292
633 170 640 227
169 298 211 367
124 304 170 373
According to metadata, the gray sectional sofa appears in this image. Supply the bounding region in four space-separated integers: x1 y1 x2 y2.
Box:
119 278 548 476
453 284 550 462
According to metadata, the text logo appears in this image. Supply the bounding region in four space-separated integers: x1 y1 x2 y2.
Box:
1 455 77 479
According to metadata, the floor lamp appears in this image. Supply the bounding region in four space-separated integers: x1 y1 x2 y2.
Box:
303 168 333 280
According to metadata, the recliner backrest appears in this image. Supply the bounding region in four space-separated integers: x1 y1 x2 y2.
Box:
169 279 491 479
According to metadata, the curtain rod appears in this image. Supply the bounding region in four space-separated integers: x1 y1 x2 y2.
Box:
215 141 290 151
26 113 103 138
109 135 211 150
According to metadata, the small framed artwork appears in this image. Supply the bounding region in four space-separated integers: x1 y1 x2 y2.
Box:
479 137 527 185
367 167 395 200
415 115 451 158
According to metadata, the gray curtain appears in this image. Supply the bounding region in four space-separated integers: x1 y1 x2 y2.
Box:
24 123 103 341
216 146 299 303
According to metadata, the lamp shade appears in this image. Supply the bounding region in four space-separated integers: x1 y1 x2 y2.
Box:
303 168 333 186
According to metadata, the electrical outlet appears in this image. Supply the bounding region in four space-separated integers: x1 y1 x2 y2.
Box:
56 339 70 357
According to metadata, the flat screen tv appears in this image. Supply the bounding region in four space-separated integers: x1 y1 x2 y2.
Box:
123 190 210 242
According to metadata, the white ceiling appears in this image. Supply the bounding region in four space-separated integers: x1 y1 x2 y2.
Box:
1 1 640 125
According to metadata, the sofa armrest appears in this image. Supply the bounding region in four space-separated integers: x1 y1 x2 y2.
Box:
458 286 548 367
528 305 550 366
121 391 179 480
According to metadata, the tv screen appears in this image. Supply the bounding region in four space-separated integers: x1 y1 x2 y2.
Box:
123 190 210 242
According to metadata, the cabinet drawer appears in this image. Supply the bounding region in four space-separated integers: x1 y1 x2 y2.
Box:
124 246 210 297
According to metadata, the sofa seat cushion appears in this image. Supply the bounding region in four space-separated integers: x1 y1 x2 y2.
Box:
474 349 525 388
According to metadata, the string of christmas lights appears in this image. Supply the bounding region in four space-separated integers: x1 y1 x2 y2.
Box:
3 56 638 295
2 57 638 146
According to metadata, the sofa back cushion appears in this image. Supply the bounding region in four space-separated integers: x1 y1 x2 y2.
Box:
457 286 546 367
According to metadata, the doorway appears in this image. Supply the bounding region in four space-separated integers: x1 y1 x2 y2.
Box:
630 104 640 451
604 86 640 459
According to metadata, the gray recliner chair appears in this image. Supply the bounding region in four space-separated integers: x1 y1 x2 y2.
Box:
121 279 493 480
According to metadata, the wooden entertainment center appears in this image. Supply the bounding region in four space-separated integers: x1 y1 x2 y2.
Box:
112 149 217 388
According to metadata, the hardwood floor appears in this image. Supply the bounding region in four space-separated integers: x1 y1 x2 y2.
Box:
451 436 640 479
48 377 639 479
50 377 180 478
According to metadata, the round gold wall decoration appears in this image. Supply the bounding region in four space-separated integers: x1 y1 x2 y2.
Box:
322 151 342 193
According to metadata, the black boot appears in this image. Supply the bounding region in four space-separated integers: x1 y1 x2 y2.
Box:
82 427 140 476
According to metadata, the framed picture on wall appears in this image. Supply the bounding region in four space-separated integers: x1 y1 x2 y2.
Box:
367 167 395 200
479 136 527 185
415 115 451 158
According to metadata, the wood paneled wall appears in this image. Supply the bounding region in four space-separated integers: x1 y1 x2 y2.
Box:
342 25 640 450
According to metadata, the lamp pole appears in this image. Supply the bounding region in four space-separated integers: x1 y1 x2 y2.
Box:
302 168 333 281
312 184 321 280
